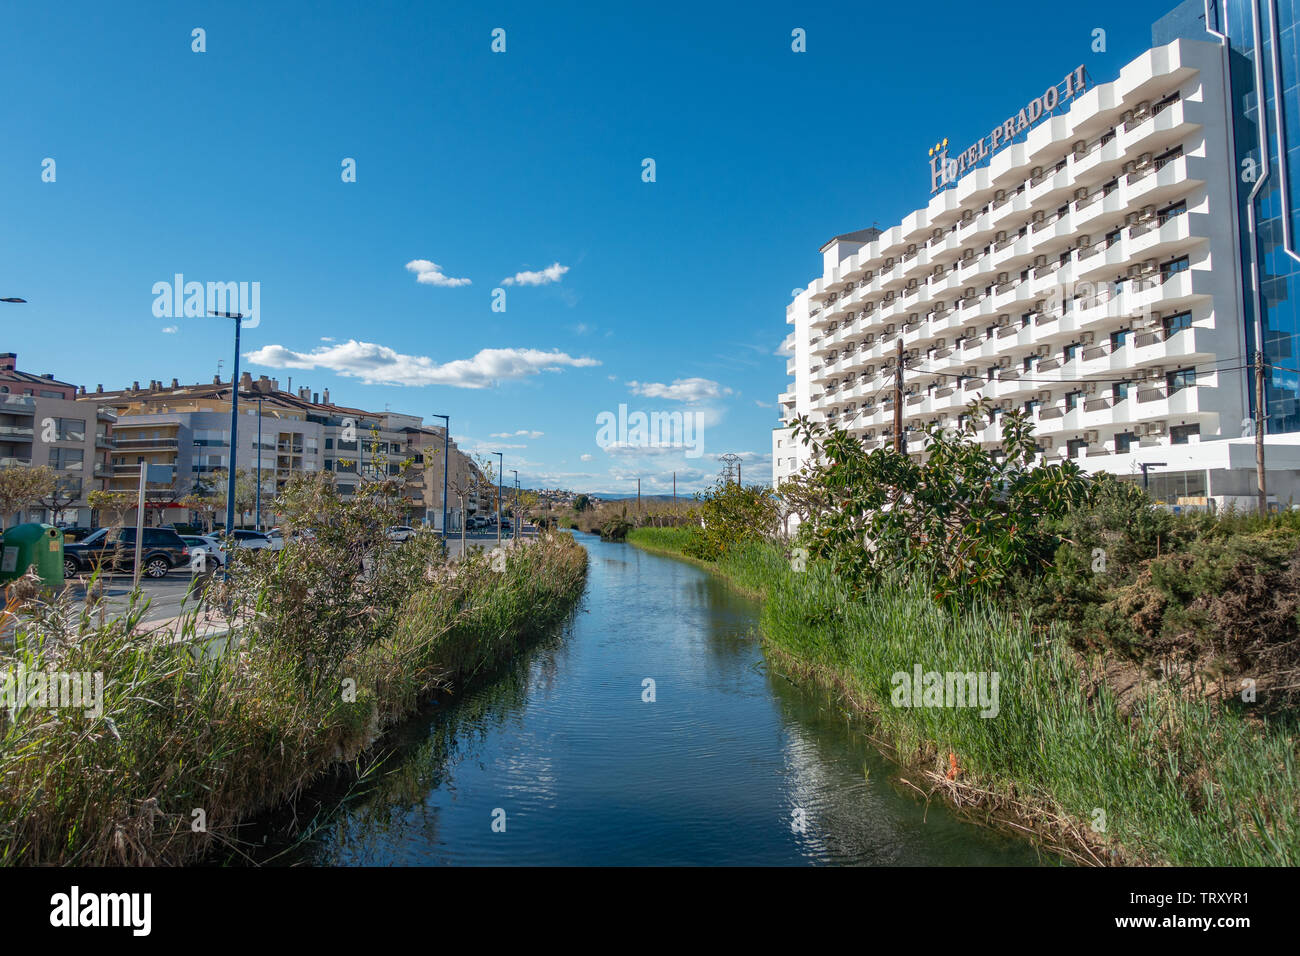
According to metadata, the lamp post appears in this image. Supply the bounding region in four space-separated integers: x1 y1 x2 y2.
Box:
208 311 245 542
432 414 450 540
255 394 263 532
494 452 503 546
511 469 518 542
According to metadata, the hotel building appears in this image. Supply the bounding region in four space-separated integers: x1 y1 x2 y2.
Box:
775 0 1300 513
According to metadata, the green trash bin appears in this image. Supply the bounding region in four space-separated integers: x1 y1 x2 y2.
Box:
0 523 64 589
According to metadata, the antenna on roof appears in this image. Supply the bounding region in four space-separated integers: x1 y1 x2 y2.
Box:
217 359 223 379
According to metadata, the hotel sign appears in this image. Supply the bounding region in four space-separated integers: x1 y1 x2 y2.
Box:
930 65 1089 193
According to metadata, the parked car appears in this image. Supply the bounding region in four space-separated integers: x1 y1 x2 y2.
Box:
227 530 274 550
181 534 226 567
64 527 190 579
387 525 417 542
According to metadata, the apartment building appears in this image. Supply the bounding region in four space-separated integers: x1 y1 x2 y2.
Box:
776 23 1300 512
0 353 115 525
83 374 481 529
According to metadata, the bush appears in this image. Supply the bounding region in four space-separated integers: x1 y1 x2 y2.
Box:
681 479 778 562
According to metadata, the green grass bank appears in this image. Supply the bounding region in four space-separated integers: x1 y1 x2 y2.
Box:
628 526 1300 866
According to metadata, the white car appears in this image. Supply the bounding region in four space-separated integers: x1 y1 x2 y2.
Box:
387 525 417 542
182 534 227 567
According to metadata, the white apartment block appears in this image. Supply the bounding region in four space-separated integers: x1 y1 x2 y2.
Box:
775 37 1300 512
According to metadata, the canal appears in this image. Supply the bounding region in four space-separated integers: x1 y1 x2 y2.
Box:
256 532 1050 865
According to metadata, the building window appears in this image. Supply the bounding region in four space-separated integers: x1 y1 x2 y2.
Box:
1114 431 1137 454
1162 310 1193 338
325 437 334 449
48 447 84 470
1160 255 1190 282
54 418 86 442
1065 391 1082 411
1170 424 1200 445
1067 438 1088 459
1110 328 1130 350
1062 343 1079 363
1157 200 1187 225
1166 367 1197 395
1112 381 1131 403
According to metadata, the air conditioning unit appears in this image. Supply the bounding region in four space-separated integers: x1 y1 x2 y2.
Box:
997 272 1010 284
865 270 875 281
1035 344 1051 357
905 348 919 360
1031 165 1044 179
884 257 895 268
1147 366 1164 379
1034 255 1048 268
907 243 917 255
999 399 1014 410
996 355 1012 368
1121 109 1134 124
995 230 1007 243
994 189 1006 202
1142 258 1158 274
935 338 946 349
1078 234 1092 248
865 364 876 376
1032 210 1046 223
884 324 896 334
997 314 1012 327
1137 152 1153 168
931 228 944 240
1073 139 1088 155
1074 187 1089 200
1034 299 1045 311
1083 381 1098 395
961 210 974 223
906 278 918 290
1084 431 1099 443
1140 205 1156 220
962 248 975 261
1127 264 1143 277
1144 420 1167 435
933 265 945 277
1038 390 1053 402
864 333 875 345
1123 161 1136 175
1080 331 1095 345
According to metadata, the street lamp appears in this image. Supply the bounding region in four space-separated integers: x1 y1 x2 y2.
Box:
511 469 518 542
208 311 245 544
432 414 450 540
494 451 503 546
255 394 263 531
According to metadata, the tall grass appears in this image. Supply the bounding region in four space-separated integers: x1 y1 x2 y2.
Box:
629 530 1300 866
0 533 587 866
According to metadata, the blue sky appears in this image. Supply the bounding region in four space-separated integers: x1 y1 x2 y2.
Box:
1 0 1183 494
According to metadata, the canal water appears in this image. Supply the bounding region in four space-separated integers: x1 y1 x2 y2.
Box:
259 532 1049 865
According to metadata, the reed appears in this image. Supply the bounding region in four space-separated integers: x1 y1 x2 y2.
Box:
629 530 1300 866
0 532 587 866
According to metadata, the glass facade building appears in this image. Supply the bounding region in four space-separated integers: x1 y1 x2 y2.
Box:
1159 0 1300 433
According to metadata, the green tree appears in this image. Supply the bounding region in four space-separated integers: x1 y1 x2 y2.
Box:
0 465 56 529
790 398 1089 605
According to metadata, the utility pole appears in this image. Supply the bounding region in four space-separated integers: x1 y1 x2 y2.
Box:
893 338 904 453
672 471 676 507
637 477 641 514
1256 348 1267 515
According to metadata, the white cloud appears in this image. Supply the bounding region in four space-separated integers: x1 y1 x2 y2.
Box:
502 262 569 286
491 430 544 439
161 326 178 334
755 399 773 408
405 259 471 288
320 336 334 342
580 454 593 462
627 377 733 403
245 340 600 388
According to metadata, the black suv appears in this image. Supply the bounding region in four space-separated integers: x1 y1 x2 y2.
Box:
64 527 190 579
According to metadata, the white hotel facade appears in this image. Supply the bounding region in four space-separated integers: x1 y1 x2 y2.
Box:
774 33 1300 511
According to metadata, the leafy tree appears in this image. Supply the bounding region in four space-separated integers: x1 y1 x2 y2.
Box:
573 494 590 513
0 465 56 529
789 398 1089 605
683 478 780 561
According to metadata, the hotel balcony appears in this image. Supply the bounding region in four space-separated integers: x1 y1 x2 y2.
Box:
0 456 32 467
0 424 34 440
